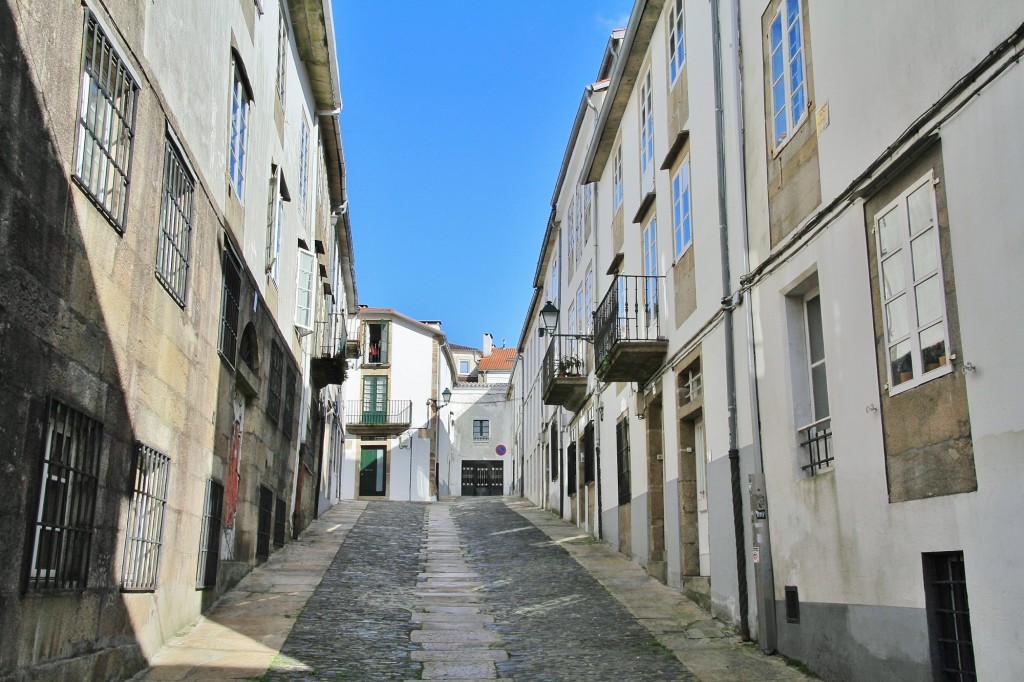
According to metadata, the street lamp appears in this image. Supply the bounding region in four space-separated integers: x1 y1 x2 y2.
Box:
537 301 592 341
427 387 452 411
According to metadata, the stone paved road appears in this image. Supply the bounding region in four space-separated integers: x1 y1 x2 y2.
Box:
139 498 811 681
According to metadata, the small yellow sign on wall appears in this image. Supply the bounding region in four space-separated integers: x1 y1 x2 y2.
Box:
816 100 830 135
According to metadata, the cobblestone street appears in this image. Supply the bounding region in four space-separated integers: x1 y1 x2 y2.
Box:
140 499 811 681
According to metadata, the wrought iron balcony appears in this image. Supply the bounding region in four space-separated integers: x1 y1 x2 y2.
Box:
345 400 412 436
594 274 668 384
542 337 589 412
310 312 347 388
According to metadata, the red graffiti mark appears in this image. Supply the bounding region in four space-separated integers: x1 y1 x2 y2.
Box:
224 419 242 528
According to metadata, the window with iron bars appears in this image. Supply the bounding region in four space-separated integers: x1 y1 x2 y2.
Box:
583 422 595 485
121 444 170 591
473 419 490 442
267 343 283 423
924 552 976 680
281 365 296 439
218 247 242 367
196 479 223 589
566 441 577 494
28 400 102 590
256 485 274 560
273 497 286 549
156 135 195 306
74 11 139 232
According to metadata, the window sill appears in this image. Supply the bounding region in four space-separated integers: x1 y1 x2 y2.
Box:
770 109 811 159
362 362 391 369
886 361 954 397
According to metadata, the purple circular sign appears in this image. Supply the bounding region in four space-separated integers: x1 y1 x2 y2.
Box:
495 444 507 456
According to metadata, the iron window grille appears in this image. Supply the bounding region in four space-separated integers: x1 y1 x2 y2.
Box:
273 497 286 549
549 422 559 481
28 400 102 590
156 136 196 306
473 419 490 442
267 343 283 423
616 418 631 505
73 11 139 232
121 444 170 591
256 485 274 560
566 441 577 493
218 246 242 367
924 552 976 680
583 422 595 484
798 417 833 475
282 366 296 439
196 479 223 589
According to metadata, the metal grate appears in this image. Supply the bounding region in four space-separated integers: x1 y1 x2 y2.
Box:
785 585 800 623
196 479 223 589
267 343 283 423
256 485 273 560
566 442 577 494
273 497 286 549
121 444 170 591
218 248 242 366
549 422 559 481
74 12 138 231
583 422 595 484
616 419 631 505
926 552 976 680
156 137 195 306
798 417 833 475
28 400 102 590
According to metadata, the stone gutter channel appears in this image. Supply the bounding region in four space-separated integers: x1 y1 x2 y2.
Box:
409 503 511 681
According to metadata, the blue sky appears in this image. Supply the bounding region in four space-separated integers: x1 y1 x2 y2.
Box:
332 1 631 351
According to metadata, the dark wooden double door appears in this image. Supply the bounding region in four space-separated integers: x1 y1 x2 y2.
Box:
461 460 504 496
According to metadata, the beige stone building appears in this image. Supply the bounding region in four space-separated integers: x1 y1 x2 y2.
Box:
0 0 355 678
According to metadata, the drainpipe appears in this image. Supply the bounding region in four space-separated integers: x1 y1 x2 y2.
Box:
711 0 750 640
584 86 603 540
726 0 777 652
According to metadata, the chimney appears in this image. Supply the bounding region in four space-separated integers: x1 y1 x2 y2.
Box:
483 333 493 357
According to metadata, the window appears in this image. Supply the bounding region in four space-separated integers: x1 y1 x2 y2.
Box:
583 422 595 484
668 0 686 84
549 422 559 481
282 366 296 439
924 552 976 680
874 173 951 393
612 145 623 213
585 267 594 335
276 9 287 103
295 248 315 330
769 0 807 146
228 58 252 199
566 440 577 493
459 360 470 374
297 117 309 225
273 496 286 549
28 400 102 590
74 11 139 231
567 301 576 337
672 156 692 260
643 217 659 327
256 485 273 560
156 135 196 306
640 68 655 194
266 169 286 284
616 418 631 504
121 444 170 591
567 198 577 275
576 285 585 338
218 246 242 367
799 292 833 474
365 321 390 364
473 419 490 442
362 376 388 423
550 252 560 303
267 343 283 423
196 479 223 589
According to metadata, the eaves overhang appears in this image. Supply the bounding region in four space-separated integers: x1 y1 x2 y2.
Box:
581 0 665 184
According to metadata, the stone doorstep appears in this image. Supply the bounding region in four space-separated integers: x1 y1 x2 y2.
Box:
415 594 482 601
411 630 502 644
418 621 496 631
418 572 479 579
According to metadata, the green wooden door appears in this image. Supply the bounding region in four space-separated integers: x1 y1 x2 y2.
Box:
359 447 386 496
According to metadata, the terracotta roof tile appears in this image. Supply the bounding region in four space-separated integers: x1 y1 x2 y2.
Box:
476 347 516 370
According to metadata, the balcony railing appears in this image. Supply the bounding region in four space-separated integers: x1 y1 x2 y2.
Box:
541 337 589 412
798 417 833 475
345 400 412 436
310 311 347 389
594 274 668 384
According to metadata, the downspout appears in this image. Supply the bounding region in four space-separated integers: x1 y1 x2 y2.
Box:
711 0 750 640
728 0 777 652
585 85 603 539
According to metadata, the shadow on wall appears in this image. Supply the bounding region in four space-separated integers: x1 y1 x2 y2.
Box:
0 1 145 677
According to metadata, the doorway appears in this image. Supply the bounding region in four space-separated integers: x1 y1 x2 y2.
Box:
461 460 504 496
359 446 387 496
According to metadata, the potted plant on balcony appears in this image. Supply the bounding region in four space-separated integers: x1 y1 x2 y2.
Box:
557 355 583 377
